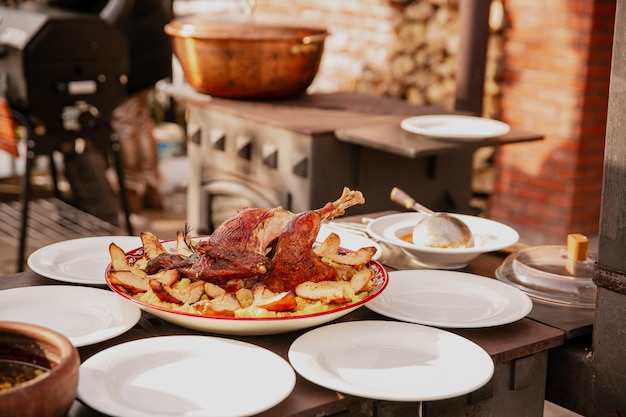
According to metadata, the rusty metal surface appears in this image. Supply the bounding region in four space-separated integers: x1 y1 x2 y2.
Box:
593 262 626 295
590 287 626 417
598 0 626 273
592 2 626 415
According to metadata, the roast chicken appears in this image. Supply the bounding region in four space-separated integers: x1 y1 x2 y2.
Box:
144 188 366 292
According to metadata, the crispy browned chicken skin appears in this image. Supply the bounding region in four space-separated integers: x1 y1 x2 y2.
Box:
150 188 365 291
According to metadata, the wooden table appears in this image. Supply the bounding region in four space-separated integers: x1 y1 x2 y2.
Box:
0 255 565 417
335 118 544 159
334 118 544 215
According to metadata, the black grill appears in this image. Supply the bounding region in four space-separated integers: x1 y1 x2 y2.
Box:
0 2 128 134
0 1 134 271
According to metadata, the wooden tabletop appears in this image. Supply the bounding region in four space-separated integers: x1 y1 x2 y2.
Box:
174 90 461 136
335 121 544 158
462 249 595 339
1 264 564 417
1 211 596 417
179 91 544 156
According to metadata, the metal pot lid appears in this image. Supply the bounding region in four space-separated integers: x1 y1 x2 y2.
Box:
495 234 597 308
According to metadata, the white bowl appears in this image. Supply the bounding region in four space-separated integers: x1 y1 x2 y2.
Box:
366 212 519 269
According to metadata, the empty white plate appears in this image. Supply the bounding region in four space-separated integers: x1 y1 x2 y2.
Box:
289 320 494 401
366 270 532 328
401 115 511 141
28 236 142 285
0 285 141 347
79 335 296 417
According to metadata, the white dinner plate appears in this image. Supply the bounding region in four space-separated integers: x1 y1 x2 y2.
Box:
401 115 511 141
78 335 296 417
289 320 494 401
317 223 382 261
28 236 142 285
366 270 533 328
0 285 141 347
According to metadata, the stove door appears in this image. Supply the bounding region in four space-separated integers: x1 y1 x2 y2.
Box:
199 177 290 234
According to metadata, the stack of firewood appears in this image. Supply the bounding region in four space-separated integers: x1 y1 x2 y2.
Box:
356 0 505 119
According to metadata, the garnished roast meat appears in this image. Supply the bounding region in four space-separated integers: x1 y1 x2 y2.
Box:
159 242 272 285
262 210 337 292
136 188 366 291
106 188 381 312
208 207 293 255
207 187 365 255
145 253 185 275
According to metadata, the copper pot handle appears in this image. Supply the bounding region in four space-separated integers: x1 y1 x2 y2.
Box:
291 33 328 54
301 33 328 44
243 0 257 15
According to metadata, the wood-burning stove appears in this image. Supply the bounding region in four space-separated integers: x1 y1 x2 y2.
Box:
161 86 543 235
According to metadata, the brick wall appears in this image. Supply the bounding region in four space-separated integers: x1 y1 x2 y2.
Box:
488 0 614 244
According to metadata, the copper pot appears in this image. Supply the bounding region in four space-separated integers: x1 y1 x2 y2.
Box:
165 15 328 99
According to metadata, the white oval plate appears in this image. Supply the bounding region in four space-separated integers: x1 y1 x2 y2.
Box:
367 270 532 328
107 246 388 336
28 236 142 285
0 285 141 347
366 212 519 269
317 223 382 261
78 335 296 417
401 115 511 140
289 320 494 401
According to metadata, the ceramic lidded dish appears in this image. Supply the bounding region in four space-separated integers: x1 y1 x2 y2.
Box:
0 321 80 417
496 234 597 308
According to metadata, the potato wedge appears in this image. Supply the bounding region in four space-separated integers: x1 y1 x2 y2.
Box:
108 270 149 294
295 281 354 304
204 282 226 299
194 293 241 316
324 246 377 268
313 232 341 257
349 268 374 293
253 286 297 311
108 243 147 278
140 231 168 260
175 231 197 257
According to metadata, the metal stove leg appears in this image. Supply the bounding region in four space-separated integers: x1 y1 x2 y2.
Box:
109 131 133 235
17 141 35 272
48 154 62 200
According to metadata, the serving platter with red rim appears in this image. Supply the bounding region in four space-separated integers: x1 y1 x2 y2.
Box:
105 238 388 336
